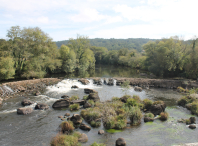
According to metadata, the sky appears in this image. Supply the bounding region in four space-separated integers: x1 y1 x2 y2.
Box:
0 0 197 41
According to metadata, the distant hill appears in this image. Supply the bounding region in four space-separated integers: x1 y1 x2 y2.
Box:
56 38 158 52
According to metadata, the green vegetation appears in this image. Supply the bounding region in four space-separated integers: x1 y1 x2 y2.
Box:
159 112 169 121
144 112 154 119
87 100 95 106
69 95 79 101
59 121 74 134
128 106 143 125
83 95 88 100
90 142 106 146
143 99 153 111
69 104 80 111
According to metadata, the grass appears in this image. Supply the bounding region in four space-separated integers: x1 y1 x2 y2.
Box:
112 96 120 101
190 102 198 115
177 86 188 93
69 95 79 101
159 112 169 121
80 107 102 123
69 104 80 111
83 95 88 100
90 142 106 146
87 100 95 106
143 99 153 111
90 120 101 127
144 112 154 118
59 121 74 134
128 106 142 125
50 133 81 146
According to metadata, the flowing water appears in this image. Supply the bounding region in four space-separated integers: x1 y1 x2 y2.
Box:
0 68 197 146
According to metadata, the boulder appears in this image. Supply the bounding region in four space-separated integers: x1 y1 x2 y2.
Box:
83 102 92 108
98 130 105 135
52 99 70 108
190 117 196 124
35 91 41 96
116 138 126 146
70 114 82 125
64 113 70 117
107 79 114 86
35 103 49 110
87 93 100 102
97 80 102 85
71 85 79 89
0 98 3 105
84 88 98 94
120 96 130 103
189 124 196 129
78 133 88 143
61 95 69 99
70 100 85 105
17 107 33 115
134 86 142 92
58 116 64 118
150 103 166 116
78 78 90 85
80 123 91 131
21 99 34 106
144 117 154 122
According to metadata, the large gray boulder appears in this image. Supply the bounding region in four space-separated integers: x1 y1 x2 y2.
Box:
21 99 34 106
52 99 70 108
87 93 100 102
70 100 85 105
35 103 49 110
78 78 90 85
17 107 33 115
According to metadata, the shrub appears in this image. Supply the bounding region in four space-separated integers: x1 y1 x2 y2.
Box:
177 86 186 93
50 134 81 146
90 142 106 146
80 107 102 122
69 95 79 101
90 120 101 127
144 112 154 119
133 95 142 102
83 95 88 100
103 116 116 129
143 99 153 111
69 104 80 111
126 98 139 107
115 119 127 130
178 96 196 107
190 102 198 115
59 121 74 134
153 100 164 105
128 106 142 125
159 112 169 121
87 100 95 106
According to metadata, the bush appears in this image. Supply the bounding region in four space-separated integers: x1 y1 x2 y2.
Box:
132 95 142 102
90 120 101 128
69 104 80 111
144 112 154 119
87 100 95 106
83 95 88 100
178 96 196 107
126 98 139 107
69 95 79 101
143 99 153 111
190 102 198 115
103 116 116 129
177 86 187 93
50 134 81 146
115 119 127 130
90 142 106 146
59 121 74 134
80 107 102 122
159 112 169 121
129 106 142 125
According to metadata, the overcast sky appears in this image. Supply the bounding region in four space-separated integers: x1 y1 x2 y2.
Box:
0 0 197 41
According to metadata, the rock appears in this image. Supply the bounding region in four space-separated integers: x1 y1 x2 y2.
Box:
150 102 166 116
134 86 142 92
97 80 102 85
104 79 107 84
61 95 69 99
144 117 154 122
78 78 90 85
21 99 34 106
107 79 114 86
17 107 33 115
70 100 85 105
58 116 64 118
64 113 70 117
71 85 79 89
70 114 82 125
98 130 105 135
116 138 126 146
83 102 92 108
35 91 41 96
189 124 196 129
87 93 100 102
52 99 70 108
0 98 3 105
17 86 26 92
78 133 88 143
120 96 130 103
80 123 91 131
190 117 196 124
84 88 98 94
127 121 131 124
35 103 49 110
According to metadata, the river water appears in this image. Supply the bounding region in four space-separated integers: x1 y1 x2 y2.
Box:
0 66 197 146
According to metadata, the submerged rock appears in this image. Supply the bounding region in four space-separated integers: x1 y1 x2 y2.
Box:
87 93 100 102
61 95 69 99
17 107 33 115
70 114 82 125
98 130 105 135
116 138 126 146
78 78 90 85
80 123 91 131
64 113 70 117
35 91 41 96
150 102 166 116
71 85 79 89
21 99 34 106
78 133 88 143
189 125 196 129
134 86 143 92
52 99 70 108
35 103 49 110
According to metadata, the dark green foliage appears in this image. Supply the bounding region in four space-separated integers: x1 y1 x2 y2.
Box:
143 99 153 111
128 106 142 125
90 142 106 146
144 112 154 119
90 120 101 128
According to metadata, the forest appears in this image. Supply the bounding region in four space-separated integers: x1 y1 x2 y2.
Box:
0 26 198 81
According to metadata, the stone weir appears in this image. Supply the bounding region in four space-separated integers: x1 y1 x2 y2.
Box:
0 78 61 100
113 77 198 89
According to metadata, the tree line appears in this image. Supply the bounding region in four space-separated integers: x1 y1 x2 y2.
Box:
0 26 198 81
